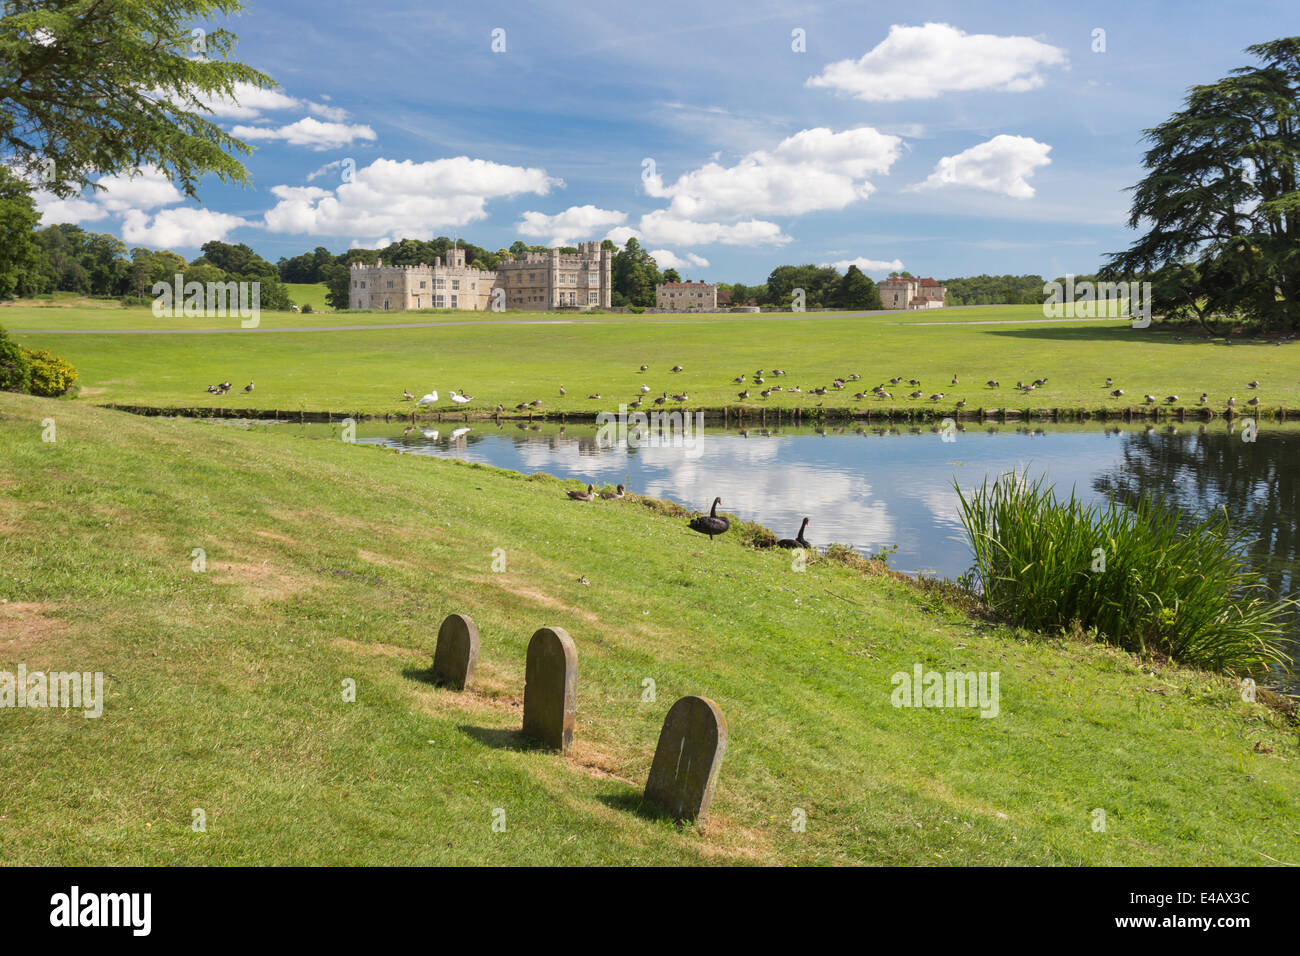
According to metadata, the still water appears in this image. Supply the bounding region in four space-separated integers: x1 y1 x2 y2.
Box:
250 417 1300 690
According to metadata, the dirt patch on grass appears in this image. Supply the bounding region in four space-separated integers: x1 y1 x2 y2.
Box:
212 560 312 602
254 529 300 546
564 740 639 786
483 579 600 624
0 602 69 652
331 636 424 660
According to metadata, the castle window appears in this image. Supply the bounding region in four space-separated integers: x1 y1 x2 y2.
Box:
451 295 458 308
452 280 460 291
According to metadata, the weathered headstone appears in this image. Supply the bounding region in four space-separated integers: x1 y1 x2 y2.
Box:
644 696 727 828
521 626 577 752
433 613 479 690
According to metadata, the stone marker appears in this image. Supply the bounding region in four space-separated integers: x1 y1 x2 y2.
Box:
433 613 479 690
644 696 728 828
521 626 577 752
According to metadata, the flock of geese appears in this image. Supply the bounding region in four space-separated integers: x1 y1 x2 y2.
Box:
203 380 254 395
397 366 1272 413
566 486 811 550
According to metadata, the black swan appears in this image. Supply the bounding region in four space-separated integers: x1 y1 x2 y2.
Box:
688 497 730 542
777 518 811 549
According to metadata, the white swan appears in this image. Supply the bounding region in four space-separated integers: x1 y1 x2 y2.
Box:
449 390 472 404
417 388 439 405
450 427 471 440
639 384 650 393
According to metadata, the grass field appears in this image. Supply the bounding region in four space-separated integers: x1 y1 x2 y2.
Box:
5 304 1299 417
283 282 331 312
1 392 1297 864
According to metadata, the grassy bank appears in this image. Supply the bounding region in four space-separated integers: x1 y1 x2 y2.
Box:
1 392 1296 865
6 305 1300 418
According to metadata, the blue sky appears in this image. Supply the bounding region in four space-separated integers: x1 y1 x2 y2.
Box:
35 0 1299 283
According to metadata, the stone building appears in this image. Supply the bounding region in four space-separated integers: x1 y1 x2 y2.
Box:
878 276 946 310
494 241 612 310
348 247 494 311
656 280 717 311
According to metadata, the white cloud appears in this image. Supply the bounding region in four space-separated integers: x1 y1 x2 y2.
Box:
807 22 1067 102
644 126 902 221
197 82 305 119
823 257 905 275
911 135 1052 199
35 166 183 226
648 249 710 271
121 208 249 248
231 117 377 150
262 156 559 240
516 204 628 246
609 212 790 247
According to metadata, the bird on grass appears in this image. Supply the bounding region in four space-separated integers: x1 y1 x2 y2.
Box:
587 393 601 400
1198 393 1208 405
1144 394 1156 404
567 484 595 501
559 385 566 396
671 365 684 373
986 380 999 388
1105 378 1113 387
244 382 255 393
738 389 750 399
1226 396 1236 407
417 388 439 406
1248 380 1260 389
1247 396 1260 407
450 390 472 404
639 364 649 371
777 518 811 550
653 393 668 405
599 484 626 500
403 389 414 401
640 384 651 393
688 497 730 542
1165 395 1179 404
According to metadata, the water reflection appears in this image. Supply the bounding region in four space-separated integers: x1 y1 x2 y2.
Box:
265 417 1300 691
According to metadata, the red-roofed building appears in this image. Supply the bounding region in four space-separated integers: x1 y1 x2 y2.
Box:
656 280 717 311
879 275 947 310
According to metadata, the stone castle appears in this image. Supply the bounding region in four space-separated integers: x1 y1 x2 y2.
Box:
348 241 612 311
878 276 947 310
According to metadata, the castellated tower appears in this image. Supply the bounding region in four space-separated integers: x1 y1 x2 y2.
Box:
348 250 494 311
493 240 612 310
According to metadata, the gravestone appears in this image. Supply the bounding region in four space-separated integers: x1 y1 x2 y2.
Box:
433 613 479 690
521 626 577 752
644 696 727 828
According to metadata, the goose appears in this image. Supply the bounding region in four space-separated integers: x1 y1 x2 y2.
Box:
529 399 543 407
639 364 649 371
1110 389 1124 398
559 385 566 396
688 497 730 542
403 389 414 401
986 380 999 388
849 373 861 381
1246 396 1260 407
908 391 923 400
777 518 811 550
1164 395 1178 404
653 393 668 405
733 375 746 384
1198 393 1208 405
671 365 684 373
788 386 801 393
738 389 750 399
890 377 902 385
450 390 472 404
243 382 255 393
1144 394 1156 404
630 398 643 409
588 393 601 400
1105 377 1113 387
220 381 231 391
1033 378 1047 387
771 368 786 376
1226 396 1236 407
671 392 689 402
1248 380 1260 389
417 389 440 405
514 402 529 411
567 484 595 501
760 388 772 398
951 374 959 386
640 384 651 393
928 393 944 402
755 376 766 385
956 399 967 409
206 385 218 394
599 483 626 500
853 392 868 400
879 391 892 399
813 386 827 396
908 379 921 387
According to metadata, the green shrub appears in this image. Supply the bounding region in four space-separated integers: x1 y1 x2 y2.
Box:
0 327 29 392
301 303 313 314
22 348 79 397
956 470 1293 676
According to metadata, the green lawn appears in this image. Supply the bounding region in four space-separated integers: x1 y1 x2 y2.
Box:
1 392 1296 865
6 304 1299 417
283 282 332 312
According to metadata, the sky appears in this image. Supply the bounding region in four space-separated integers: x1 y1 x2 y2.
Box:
32 0 1300 283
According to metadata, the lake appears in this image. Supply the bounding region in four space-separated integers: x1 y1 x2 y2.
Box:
237 416 1300 691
